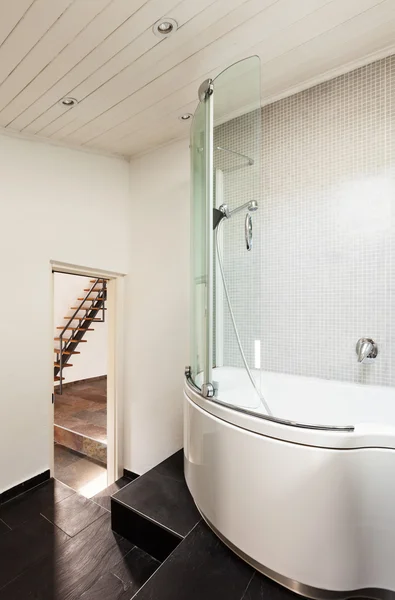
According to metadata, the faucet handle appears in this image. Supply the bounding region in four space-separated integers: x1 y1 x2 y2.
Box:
356 338 378 363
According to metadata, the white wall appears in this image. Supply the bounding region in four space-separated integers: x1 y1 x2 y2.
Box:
53 272 107 383
0 134 130 494
125 138 190 475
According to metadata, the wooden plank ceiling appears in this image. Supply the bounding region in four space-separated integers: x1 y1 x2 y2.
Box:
0 0 393 158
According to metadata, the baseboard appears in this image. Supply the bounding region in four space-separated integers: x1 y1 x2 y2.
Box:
1 470 50 504
124 468 140 481
54 375 107 391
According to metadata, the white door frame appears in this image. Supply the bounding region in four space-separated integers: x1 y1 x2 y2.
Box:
50 260 126 486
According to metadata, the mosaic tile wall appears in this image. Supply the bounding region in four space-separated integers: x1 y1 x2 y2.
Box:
214 54 395 386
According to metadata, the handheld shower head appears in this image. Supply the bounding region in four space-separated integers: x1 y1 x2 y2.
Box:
219 200 258 219
213 200 258 229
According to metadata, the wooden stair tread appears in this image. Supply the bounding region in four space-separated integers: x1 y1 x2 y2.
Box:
83 288 105 292
54 363 73 368
54 376 65 381
70 306 107 310
56 327 94 331
54 337 87 342
64 317 102 321
77 297 101 301
90 279 105 282
54 349 80 355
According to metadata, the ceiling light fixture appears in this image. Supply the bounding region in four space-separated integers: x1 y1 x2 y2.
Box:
60 97 78 107
179 113 193 121
152 18 178 38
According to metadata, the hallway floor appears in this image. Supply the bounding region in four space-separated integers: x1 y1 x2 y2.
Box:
54 378 107 443
0 477 160 600
54 444 107 498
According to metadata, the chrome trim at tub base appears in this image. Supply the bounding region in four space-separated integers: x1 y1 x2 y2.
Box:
200 511 395 600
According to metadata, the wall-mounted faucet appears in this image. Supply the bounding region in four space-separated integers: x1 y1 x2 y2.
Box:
356 338 378 363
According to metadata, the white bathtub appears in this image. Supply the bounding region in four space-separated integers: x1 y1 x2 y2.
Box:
184 367 395 599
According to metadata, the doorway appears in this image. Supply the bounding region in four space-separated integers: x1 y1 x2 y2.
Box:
51 266 122 497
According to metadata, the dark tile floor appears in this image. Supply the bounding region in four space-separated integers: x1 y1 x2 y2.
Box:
0 478 159 600
0 453 301 600
134 520 253 600
54 443 107 497
113 451 200 538
92 476 132 511
54 378 107 443
113 450 298 600
134 520 294 600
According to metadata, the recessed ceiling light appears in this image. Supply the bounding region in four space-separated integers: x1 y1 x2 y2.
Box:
152 18 178 38
179 113 193 121
60 97 78 107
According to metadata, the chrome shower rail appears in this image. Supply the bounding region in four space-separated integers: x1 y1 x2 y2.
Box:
216 146 254 166
184 371 354 432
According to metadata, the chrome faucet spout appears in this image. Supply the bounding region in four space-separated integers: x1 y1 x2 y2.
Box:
356 338 378 363
357 341 373 363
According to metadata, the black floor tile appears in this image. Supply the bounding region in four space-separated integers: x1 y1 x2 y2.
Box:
113 467 200 538
153 450 184 481
241 571 297 600
0 514 69 590
111 546 160 590
41 491 107 537
133 521 253 600
78 570 130 600
92 476 132 511
0 513 133 600
0 479 75 529
112 497 181 562
0 520 10 536
79 545 160 600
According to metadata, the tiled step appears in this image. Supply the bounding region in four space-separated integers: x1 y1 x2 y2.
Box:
54 425 106 464
111 450 200 561
111 450 295 600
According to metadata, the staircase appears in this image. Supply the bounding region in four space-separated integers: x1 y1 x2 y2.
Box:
54 278 107 393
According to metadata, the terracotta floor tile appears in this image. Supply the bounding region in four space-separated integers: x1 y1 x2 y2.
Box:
54 379 107 443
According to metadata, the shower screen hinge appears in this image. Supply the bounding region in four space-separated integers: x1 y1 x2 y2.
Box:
198 78 214 102
201 382 215 398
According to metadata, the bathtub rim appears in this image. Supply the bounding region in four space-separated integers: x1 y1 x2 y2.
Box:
186 371 354 432
184 376 395 450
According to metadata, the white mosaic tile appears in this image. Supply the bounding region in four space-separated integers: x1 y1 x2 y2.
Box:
213 54 395 387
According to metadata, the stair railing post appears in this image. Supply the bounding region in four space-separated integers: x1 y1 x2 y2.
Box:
103 279 106 323
59 331 63 395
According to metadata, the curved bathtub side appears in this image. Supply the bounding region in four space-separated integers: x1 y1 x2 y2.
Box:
184 393 395 597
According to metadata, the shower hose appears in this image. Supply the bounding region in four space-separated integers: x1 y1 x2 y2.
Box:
215 220 272 416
